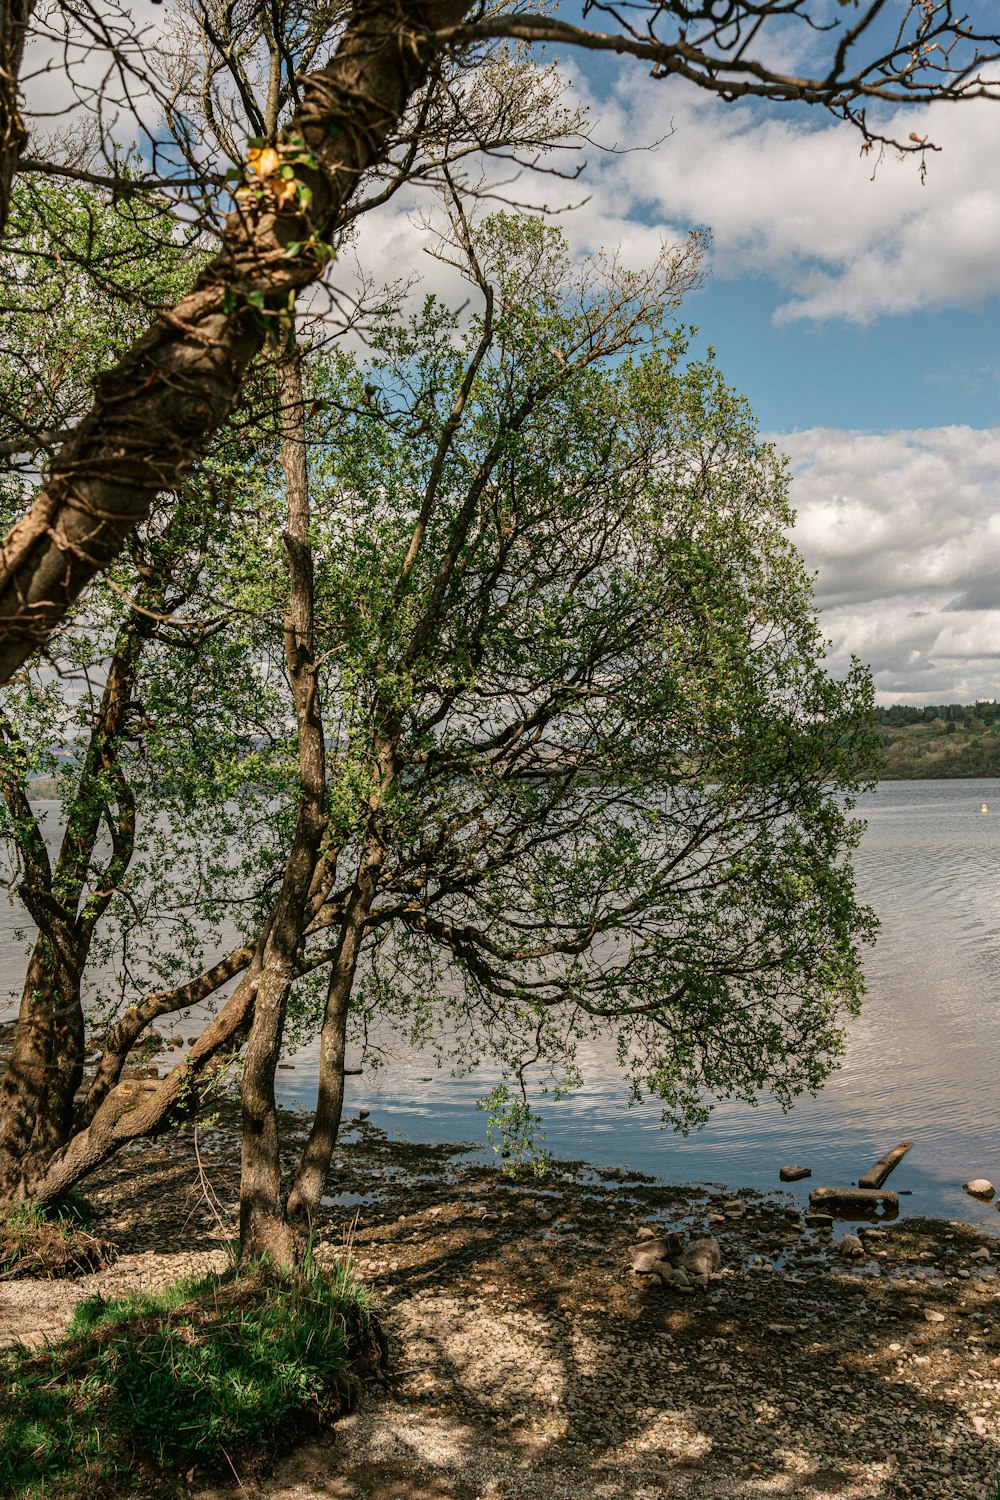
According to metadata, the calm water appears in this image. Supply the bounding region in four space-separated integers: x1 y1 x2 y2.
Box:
277 779 1000 1231
3 782 999 1230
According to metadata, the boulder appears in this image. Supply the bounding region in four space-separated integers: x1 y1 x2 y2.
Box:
839 1234 864 1259
779 1165 812 1182
969 1246 993 1262
963 1179 995 1200
681 1236 721 1277
632 1233 682 1263
630 1249 666 1275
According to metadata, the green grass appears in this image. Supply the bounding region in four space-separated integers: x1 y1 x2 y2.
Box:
0 1255 380 1499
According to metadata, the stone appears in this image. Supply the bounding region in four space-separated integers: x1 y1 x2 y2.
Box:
682 1237 722 1277
963 1178 995 1200
804 1212 833 1229
632 1234 682 1263
358 1108 370 1121
839 1234 864 1259
923 1309 946 1323
969 1246 993 1261
630 1249 666 1275
779 1165 812 1182
635 1226 656 1240
657 1261 690 1287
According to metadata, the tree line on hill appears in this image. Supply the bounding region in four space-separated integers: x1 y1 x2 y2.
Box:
874 702 1000 779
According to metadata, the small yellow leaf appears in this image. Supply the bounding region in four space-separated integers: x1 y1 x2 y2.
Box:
272 176 299 207
247 146 280 179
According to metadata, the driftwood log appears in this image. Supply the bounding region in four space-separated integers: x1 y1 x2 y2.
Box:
858 1142 913 1190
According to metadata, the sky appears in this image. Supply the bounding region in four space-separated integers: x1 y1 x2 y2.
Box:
19 1 1000 707
558 15 1000 708
344 7 1000 708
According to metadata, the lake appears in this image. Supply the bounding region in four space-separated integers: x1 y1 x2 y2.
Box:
276 778 1000 1232
3 780 999 1230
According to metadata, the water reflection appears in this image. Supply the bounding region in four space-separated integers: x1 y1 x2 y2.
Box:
279 780 1000 1231
2 783 998 1230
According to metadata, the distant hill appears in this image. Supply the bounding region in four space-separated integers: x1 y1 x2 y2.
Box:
874 702 1000 779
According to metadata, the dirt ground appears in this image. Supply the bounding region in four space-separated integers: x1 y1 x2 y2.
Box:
3 1114 999 1500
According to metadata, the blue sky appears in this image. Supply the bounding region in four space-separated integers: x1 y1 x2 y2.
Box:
500 10 997 707
346 9 1000 705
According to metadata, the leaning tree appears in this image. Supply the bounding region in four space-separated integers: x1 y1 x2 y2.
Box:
0 204 878 1263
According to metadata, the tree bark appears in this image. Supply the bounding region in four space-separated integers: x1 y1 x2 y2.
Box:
0 615 143 1191
0 0 32 241
286 838 386 1221
11 959 261 1205
238 340 326 1265
0 0 469 683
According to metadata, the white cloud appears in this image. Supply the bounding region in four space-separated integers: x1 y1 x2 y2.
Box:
568 76 1000 325
781 426 1000 701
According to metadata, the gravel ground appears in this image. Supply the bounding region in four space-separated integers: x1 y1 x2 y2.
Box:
3 1116 999 1500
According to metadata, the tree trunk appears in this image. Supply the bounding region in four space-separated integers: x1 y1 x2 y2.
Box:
0 1 469 683
284 936 353 1223
0 0 33 241
0 611 145 1193
238 339 326 1264
286 840 386 1222
0 936 82 1194
7 961 260 1206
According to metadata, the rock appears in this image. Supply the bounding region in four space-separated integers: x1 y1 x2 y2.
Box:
839 1234 864 1259
969 1246 993 1261
963 1178 995 1200
630 1249 667 1275
721 1198 745 1216
783 1208 802 1222
657 1262 691 1288
923 1309 946 1323
779 1165 812 1182
767 1323 798 1335
804 1212 833 1229
632 1234 682 1263
681 1237 721 1277
358 1108 370 1121
635 1226 656 1240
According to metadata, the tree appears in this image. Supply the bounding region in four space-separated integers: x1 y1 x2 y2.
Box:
0 204 877 1266
277 206 878 1225
1 1 1000 674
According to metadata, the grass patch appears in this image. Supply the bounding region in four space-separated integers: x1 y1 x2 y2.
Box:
0 1255 381 1498
0 1196 111 1280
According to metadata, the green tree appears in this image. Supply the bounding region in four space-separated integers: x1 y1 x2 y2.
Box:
2 2 1000 673
0 205 878 1267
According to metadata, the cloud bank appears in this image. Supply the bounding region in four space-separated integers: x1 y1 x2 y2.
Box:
782 427 1000 703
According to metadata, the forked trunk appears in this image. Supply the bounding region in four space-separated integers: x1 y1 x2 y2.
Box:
237 338 325 1265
